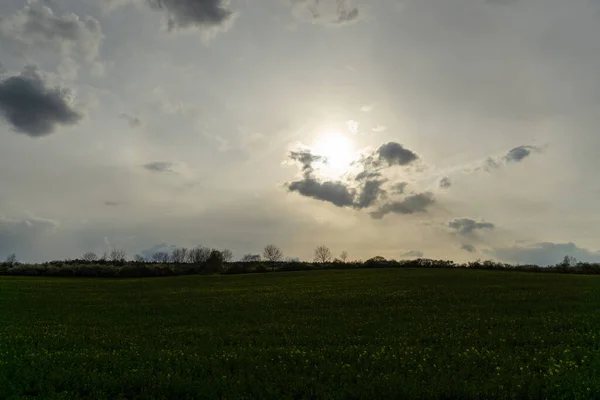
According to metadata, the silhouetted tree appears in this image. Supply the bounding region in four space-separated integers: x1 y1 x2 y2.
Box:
561 255 577 268
5 253 17 266
83 252 97 262
263 245 283 262
109 250 126 263
263 244 283 271
241 254 261 262
340 251 348 263
171 247 188 263
152 252 170 263
206 249 224 273
188 246 211 264
134 254 146 262
314 245 332 264
221 249 233 263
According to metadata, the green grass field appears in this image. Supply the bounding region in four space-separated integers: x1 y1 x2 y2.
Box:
1 269 599 399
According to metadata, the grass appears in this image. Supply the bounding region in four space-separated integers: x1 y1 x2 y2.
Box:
1 268 599 399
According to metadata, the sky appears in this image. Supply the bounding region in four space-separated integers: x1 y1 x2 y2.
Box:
1 0 600 265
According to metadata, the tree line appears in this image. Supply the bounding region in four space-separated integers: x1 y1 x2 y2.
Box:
1 246 599 278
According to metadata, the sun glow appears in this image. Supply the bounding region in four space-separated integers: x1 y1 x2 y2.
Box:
312 132 355 179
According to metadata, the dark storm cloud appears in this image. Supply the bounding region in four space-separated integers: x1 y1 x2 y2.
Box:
375 142 419 167
402 250 424 258
355 179 386 209
461 244 476 253
143 161 174 173
490 242 600 267
439 177 452 189
287 178 356 207
370 192 436 219
146 0 235 31
505 145 540 163
0 66 82 136
448 218 495 235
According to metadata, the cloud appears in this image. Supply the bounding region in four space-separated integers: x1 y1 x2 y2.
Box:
292 0 360 25
346 119 358 134
289 150 325 174
287 149 355 207
335 0 360 24
119 113 142 128
0 66 82 136
370 192 436 219
505 145 541 163
287 149 379 209
104 201 124 207
439 177 452 189
286 146 430 216
477 145 542 172
355 179 386 209
355 170 381 181
352 142 419 185
146 0 236 36
402 250 423 258
372 125 387 133
0 216 59 259
143 161 174 173
461 244 476 253
391 182 408 194
448 218 495 235
0 1 104 73
287 178 356 207
375 142 419 167
490 242 600 266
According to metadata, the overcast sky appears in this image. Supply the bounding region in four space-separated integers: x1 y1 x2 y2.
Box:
1 0 600 265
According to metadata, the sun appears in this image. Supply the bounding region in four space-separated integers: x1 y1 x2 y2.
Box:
312 132 355 179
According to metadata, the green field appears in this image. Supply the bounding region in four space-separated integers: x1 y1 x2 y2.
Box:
1 269 599 399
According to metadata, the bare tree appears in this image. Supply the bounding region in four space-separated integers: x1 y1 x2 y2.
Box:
241 254 261 262
188 246 211 264
221 249 233 263
100 252 107 261
263 245 283 262
171 247 188 263
340 251 348 263
152 252 170 263
109 249 126 262
4 253 17 266
263 244 283 272
314 245 332 264
134 254 146 262
82 252 98 262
